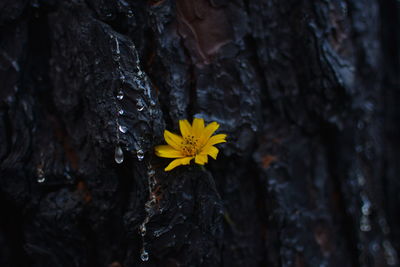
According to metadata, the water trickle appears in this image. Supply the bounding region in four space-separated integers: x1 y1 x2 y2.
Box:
118 109 124 115
115 37 120 53
137 149 144 161
119 125 128 133
140 248 149 262
136 98 145 111
117 91 124 100
114 146 124 164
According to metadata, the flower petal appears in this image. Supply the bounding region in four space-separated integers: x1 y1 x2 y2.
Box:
155 145 184 158
164 130 183 150
179 119 192 138
204 134 227 147
199 121 219 146
195 154 208 165
165 157 193 171
200 145 219 160
192 117 205 138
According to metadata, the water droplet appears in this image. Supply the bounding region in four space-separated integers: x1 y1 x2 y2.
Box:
118 109 124 115
37 167 45 183
127 10 134 18
149 177 157 188
379 217 390 234
356 172 365 186
139 223 146 236
136 149 144 161
136 98 145 111
115 146 124 164
147 169 155 176
140 248 149 261
113 54 120 61
120 74 126 82
360 215 371 232
64 171 72 180
361 201 371 215
117 91 124 100
383 240 398 266
150 100 156 107
119 125 128 133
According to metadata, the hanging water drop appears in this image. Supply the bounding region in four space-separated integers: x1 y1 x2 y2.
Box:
117 91 124 100
361 201 371 215
137 149 144 161
136 98 145 111
127 10 134 18
119 125 128 133
139 223 147 237
114 146 124 164
140 248 149 261
37 167 45 183
360 215 371 232
118 109 124 115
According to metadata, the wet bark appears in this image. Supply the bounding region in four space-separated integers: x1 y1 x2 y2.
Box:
1 0 399 266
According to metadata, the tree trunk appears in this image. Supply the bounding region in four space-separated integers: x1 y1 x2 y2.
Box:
1 0 399 266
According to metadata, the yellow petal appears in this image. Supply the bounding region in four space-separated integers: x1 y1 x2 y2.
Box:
164 130 183 150
205 134 227 147
195 154 208 165
155 145 184 158
165 157 193 171
192 117 205 138
179 119 192 138
200 145 219 160
199 122 219 146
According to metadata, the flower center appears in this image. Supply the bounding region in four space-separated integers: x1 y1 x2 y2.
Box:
180 135 200 156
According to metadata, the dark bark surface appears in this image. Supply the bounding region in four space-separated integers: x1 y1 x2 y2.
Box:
1 0 399 266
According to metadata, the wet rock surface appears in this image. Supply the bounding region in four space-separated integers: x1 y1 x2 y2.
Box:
0 0 399 266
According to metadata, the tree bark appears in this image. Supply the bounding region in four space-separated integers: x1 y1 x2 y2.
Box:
0 0 399 266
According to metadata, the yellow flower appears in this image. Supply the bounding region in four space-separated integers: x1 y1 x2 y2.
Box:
155 118 227 171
